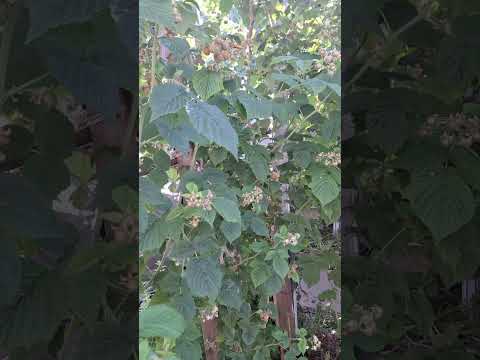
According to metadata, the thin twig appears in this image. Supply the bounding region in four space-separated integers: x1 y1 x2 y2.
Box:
345 14 423 92
0 1 22 110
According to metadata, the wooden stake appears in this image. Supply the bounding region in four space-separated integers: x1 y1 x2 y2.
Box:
274 279 296 360
201 318 219 360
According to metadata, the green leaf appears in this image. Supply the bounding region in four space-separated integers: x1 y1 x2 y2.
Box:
242 323 259 346
235 92 273 120
213 197 241 223
220 220 242 243
273 257 289 279
112 185 138 213
243 144 269 183
140 216 182 252
250 262 272 288
303 75 340 96
175 339 203 360
25 0 110 42
219 0 234 13
192 69 224 100
248 215 269 236
209 147 228 165
186 100 239 158
140 304 186 339
65 151 95 184
160 37 191 60
309 166 340 206
218 279 243 310
407 170 475 241
297 254 334 286
172 291 197 322
449 146 480 191
140 0 175 28
185 257 224 300
150 83 190 118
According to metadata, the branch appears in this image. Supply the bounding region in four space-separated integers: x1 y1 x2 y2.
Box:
345 14 423 92
0 1 22 110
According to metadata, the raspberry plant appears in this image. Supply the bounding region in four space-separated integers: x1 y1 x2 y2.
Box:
139 0 340 359
343 0 480 358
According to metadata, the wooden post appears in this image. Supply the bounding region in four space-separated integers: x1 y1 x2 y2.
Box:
275 279 296 359
201 318 219 360
275 183 296 359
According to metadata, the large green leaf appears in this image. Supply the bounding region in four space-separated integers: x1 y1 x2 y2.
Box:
153 110 208 154
185 100 239 158
0 174 64 241
243 144 269 183
213 197 241 223
140 0 175 27
220 220 242 243
407 170 475 241
309 166 340 206
185 257 224 300
192 69 224 100
140 216 183 252
218 279 243 310
25 0 110 42
150 83 191 118
235 92 273 120
140 304 186 339
160 37 191 60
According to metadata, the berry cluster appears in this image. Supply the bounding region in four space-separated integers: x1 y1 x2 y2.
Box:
189 216 200 228
259 309 272 323
318 48 340 76
344 304 383 336
284 232 301 246
316 151 340 166
419 113 480 147
270 168 281 182
241 186 264 207
185 190 214 210
202 37 243 63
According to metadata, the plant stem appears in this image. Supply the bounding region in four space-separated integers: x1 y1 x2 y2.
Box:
0 1 22 111
345 14 423 92
122 96 139 157
0 72 50 104
150 25 158 88
375 227 407 259
190 143 198 169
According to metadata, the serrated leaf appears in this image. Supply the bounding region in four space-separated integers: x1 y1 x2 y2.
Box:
192 69 224 100
186 101 239 158
309 166 340 206
407 170 475 241
150 83 190 118
160 37 190 60
25 0 110 42
218 279 243 310
140 304 186 339
250 262 272 288
140 0 175 27
243 144 269 183
213 197 241 223
272 257 289 279
185 257 224 300
235 92 273 120
65 151 95 184
220 220 242 243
